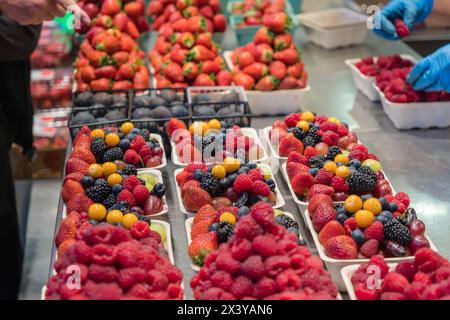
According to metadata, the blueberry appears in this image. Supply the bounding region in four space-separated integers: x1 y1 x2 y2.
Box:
376 215 388 225
287 227 300 237
336 213 347 224
336 206 349 216
247 162 257 169
89 219 99 225
389 202 398 212
237 167 248 175
335 162 345 167
131 128 140 134
112 184 123 194
119 138 130 150
81 175 95 188
228 173 238 184
379 197 389 210
219 178 230 189
361 194 372 202
351 229 366 245
380 210 393 220
238 206 249 217
308 168 319 176
126 133 136 141
209 223 218 231
349 159 361 169
298 239 307 246
194 169 204 181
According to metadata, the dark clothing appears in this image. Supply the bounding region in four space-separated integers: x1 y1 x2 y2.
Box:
0 15 41 299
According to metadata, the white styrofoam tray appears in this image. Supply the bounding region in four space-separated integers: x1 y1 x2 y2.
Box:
304 209 437 291
297 8 367 50
174 163 286 215
262 126 288 161
223 51 311 116
345 54 417 102
170 127 268 166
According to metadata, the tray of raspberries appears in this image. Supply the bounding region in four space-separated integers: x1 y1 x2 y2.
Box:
175 161 285 214
342 248 448 300
46 220 183 300
167 118 267 166
345 54 415 101
190 202 339 300
186 204 304 270
303 192 436 291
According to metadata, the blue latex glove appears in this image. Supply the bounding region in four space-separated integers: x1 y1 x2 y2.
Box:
407 44 450 92
373 0 434 40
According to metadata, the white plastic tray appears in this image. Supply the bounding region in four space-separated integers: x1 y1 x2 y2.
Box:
345 54 417 102
304 209 437 291
170 127 268 166
174 163 286 215
374 84 450 130
262 126 288 161
297 8 367 50
223 51 311 115
185 212 299 271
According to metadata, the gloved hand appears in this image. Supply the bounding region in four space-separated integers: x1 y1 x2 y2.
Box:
373 0 434 40
407 44 450 92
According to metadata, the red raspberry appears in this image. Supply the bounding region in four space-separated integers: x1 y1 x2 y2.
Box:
381 272 409 293
367 153 378 160
275 269 301 291
185 163 207 173
364 221 384 242
230 276 254 299
59 283 82 300
360 239 379 258
348 149 366 162
241 255 265 280
215 252 240 274
314 115 327 123
217 206 238 216
140 237 160 249
368 255 389 278
321 131 339 146
133 185 150 205
264 255 290 278
344 217 357 231
380 292 406 300
139 145 153 163
395 191 410 208
250 201 276 228
124 149 140 165
210 270 233 291
92 244 116 265
148 230 162 244
88 264 118 283
414 272 432 284
414 248 446 273
354 282 380 300
336 124 349 137
116 189 136 207
251 180 270 196
287 151 308 165
167 283 183 299
351 268 371 286
395 261 417 282
72 240 92 264
230 238 253 261
315 168 333 185
137 250 158 269
232 174 254 193
435 265 450 282
123 175 142 192
81 223 114 246
330 176 349 192
146 270 169 291
130 135 146 153
247 168 264 182
352 144 368 156
303 146 319 159
110 226 132 244
116 240 141 268
128 283 152 299
320 121 338 132
130 221 151 239
252 235 278 258
234 216 263 240
404 281 426 300
254 277 277 299
284 113 301 127
118 267 147 289
85 282 123 300
199 287 235 300
299 268 337 295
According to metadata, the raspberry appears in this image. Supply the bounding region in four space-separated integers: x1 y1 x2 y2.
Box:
404 281 426 300
235 216 263 240
380 292 406 300
252 235 278 257
128 283 152 299
247 168 264 182
148 230 162 244
251 180 270 196
254 277 277 299
330 176 349 192
348 149 366 162
164 265 183 284
298 268 337 295
381 272 409 293
123 175 142 192
59 283 82 300
230 238 253 261
303 146 319 159
137 250 158 269
366 153 378 160
230 276 254 299
167 283 183 299
88 264 118 283
320 121 338 132
315 168 333 185
85 282 123 300
315 115 328 123
395 191 410 208
413 272 432 285
131 221 151 239
124 149 140 165
414 248 445 273
215 252 240 274
264 255 290 278
250 202 276 228
199 287 235 300
110 226 132 244
354 282 380 300
92 244 116 265
321 131 339 146
241 255 265 280
72 240 92 264
336 124 349 137
360 239 379 258
133 185 150 205
364 221 384 242
185 163 208 173
344 217 357 231
368 255 389 278
82 223 114 246
116 189 136 207
275 269 301 291
352 144 368 156
140 237 160 249
118 267 147 289
130 135 146 153
395 261 417 282
146 270 169 291
116 240 141 268
351 268 371 286
287 152 308 165
232 174 254 193
284 113 301 127
435 265 450 282
210 270 233 291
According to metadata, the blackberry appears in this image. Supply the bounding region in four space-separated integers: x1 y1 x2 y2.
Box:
276 214 299 230
308 155 326 169
103 147 124 162
384 219 412 246
103 193 116 208
216 222 234 243
86 179 110 202
327 146 341 161
200 172 222 196
246 195 267 207
140 129 150 141
303 126 321 146
302 135 316 147
346 171 376 194
91 138 107 160
291 127 306 141
121 164 137 176
358 166 377 182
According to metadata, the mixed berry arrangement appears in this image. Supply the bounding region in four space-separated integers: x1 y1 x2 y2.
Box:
351 248 449 300
191 202 338 300
231 0 291 27
230 12 308 91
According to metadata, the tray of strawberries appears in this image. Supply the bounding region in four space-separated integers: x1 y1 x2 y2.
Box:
303 192 436 291
174 162 285 215
341 248 447 300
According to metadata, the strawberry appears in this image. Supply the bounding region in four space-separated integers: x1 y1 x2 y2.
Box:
255 74 279 91
188 16 208 33
273 48 299 65
188 232 218 260
65 158 89 175
278 133 304 156
196 32 213 49
164 63 184 83
183 186 213 212
253 44 273 63
319 221 345 246
243 62 268 80
291 172 314 196
113 12 129 31
55 217 77 247
279 76 297 89
171 18 189 32
287 151 308 165
167 118 187 138
136 16 149 33
90 78 111 91
86 50 107 68
66 193 93 214
62 180 84 202
121 34 138 52
133 72 149 89
79 66 96 83
191 219 215 240
179 32 195 49
263 12 292 34
100 35 121 55
269 61 287 80
176 0 193 11
181 180 201 197
124 1 144 20
308 194 334 216
254 27 274 45
286 162 309 180
182 62 199 80
287 62 304 78
217 70 232 86
233 174 254 193
232 72 255 90
354 282 380 300
125 20 140 39
199 6 214 19
112 80 132 90
274 34 292 51
116 63 135 80
95 66 116 79
70 147 96 164
312 204 336 232
194 204 218 224
188 45 215 62
113 51 129 66
101 0 121 16
236 50 255 69
202 60 221 74
194 73 215 86
325 235 358 259
64 172 84 184
308 184 334 199
83 3 99 19
213 14 226 32
73 132 91 149
170 48 189 65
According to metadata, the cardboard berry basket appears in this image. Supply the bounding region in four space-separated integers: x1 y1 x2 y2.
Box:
185 212 299 271
170 127 269 166
345 54 416 102
373 84 450 130
174 163 285 215
223 51 311 115
304 211 437 291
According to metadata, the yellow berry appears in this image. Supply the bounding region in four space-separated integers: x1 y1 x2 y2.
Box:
105 133 120 147
88 163 104 178
334 154 349 165
363 198 382 215
211 165 226 179
328 117 341 125
355 210 375 228
107 173 123 186
122 213 138 229
296 120 309 131
207 119 221 130
344 195 363 213
300 111 314 122
189 121 208 136
88 204 107 221
90 129 105 138
106 210 123 224
323 161 337 174
120 122 134 135
220 212 236 224
335 166 351 178
102 162 117 176
223 157 241 173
